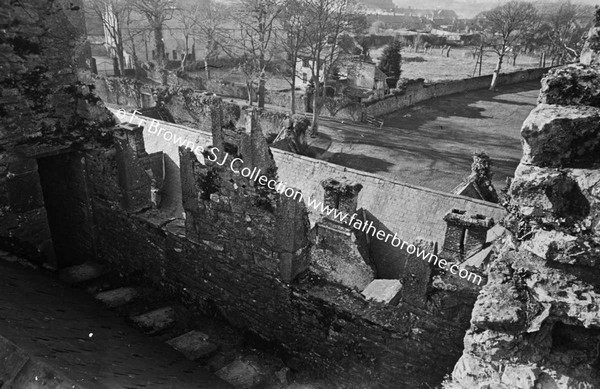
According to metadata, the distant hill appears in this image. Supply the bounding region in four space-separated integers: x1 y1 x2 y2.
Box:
359 0 396 11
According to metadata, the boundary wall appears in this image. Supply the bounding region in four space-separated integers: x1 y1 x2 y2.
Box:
363 67 552 117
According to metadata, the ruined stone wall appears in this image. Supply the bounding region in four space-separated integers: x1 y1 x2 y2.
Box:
0 0 115 262
110 108 505 247
447 28 600 389
1 2 478 388
93 76 154 109
77 105 470 388
84 153 467 389
89 203 467 387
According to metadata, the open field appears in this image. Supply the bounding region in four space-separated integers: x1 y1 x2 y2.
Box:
371 46 541 82
192 46 542 93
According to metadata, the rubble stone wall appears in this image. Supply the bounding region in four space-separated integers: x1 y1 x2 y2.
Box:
447 28 600 389
0 0 115 261
110 109 505 246
85 151 468 389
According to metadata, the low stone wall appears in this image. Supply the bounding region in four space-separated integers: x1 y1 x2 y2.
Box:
365 67 552 117
94 76 155 109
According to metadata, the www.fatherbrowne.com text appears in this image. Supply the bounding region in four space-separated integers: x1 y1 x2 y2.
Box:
117 109 483 286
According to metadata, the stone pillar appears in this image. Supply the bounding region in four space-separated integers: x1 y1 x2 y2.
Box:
442 209 467 262
311 178 374 290
207 95 224 152
320 178 363 225
113 123 152 212
464 215 493 258
442 209 494 262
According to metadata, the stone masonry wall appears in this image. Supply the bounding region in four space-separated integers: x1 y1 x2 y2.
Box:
84 140 468 389
447 27 600 389
364 67 553 118
0 0 115 261
109 108 506 248
1 2 480 388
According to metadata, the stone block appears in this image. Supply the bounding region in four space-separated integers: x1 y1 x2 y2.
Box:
166 330 218 360
320 178 363 219
520 104 600 168
130 307 176 333
59 262 105 284
463 245 493 268
509 164 589 220
310 221 375 291
464 227 488 259
521 230 577 262
361 279 403 305
441 223 464 262
215 359 265 389
94 287 138 308
500 365 540 389
442 209 495 262
538 64 600 107
400 237 435 308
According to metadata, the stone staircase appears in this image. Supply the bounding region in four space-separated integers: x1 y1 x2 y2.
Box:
56 261 309 389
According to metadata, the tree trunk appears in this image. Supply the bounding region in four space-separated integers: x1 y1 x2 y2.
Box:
290 77 296 114
153 24 165 68
310 83 320 137
183 35 189 71
204 57 210 81
490 55 503 90
116 47 126 76
118 29 126 73
258 77 266 108
247 80 253 105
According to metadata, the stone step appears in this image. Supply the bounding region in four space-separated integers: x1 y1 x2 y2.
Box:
94 287 139 308
215 358 267 389
361 279 403 305
215 355 288 389
58 262 105 284
166 330 218 360
130 307 176 333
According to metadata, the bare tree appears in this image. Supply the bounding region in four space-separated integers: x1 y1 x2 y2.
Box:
276 0 309 114
228 0 283 108
122 6 147 78
482 1 538 90
303 0 364 136
130 0 175 70
196 0 227 81
544 1 593 64
172 1 201 74
86 0 131 75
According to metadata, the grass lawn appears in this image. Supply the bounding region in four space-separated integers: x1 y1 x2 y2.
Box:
371 46 541 83
192 46 542 91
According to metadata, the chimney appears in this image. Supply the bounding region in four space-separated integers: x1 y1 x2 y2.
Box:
442 209 494 262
